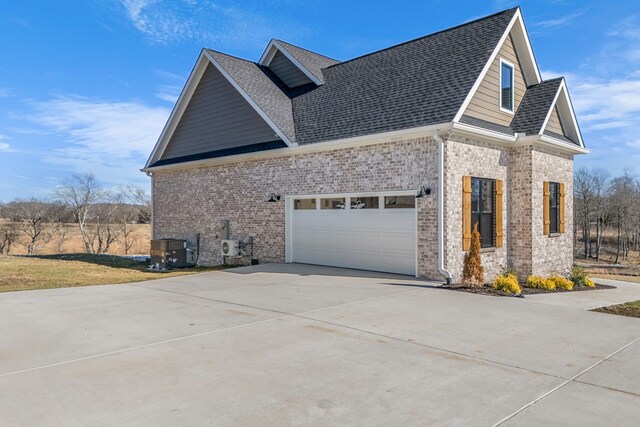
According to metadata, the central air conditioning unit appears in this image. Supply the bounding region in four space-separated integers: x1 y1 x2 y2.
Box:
221 240 241 257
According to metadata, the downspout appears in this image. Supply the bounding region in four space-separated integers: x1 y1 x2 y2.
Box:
145 171 154 240
433 130 453 285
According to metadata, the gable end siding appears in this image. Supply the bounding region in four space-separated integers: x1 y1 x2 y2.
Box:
545 106 565 135
160 63 280 161
268 50 313 88
463 34 526 127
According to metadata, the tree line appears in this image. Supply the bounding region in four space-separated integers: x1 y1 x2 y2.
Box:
0 173 150 256
574 167 640 264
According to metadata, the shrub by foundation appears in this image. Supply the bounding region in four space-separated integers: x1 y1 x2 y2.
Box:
527 275 555 291
493 275 521 294
549 275 574 291
462 223 484 287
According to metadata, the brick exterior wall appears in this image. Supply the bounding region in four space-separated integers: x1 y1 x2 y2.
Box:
530 147 574 276
443 136 509 281
152 135 575 282
153 137 441 277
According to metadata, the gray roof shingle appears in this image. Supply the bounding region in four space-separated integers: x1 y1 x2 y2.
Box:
275 40 340 84
200 8 576 149
510 77 563 136
292 8 517 144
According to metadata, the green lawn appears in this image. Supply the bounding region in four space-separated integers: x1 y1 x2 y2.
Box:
593 300 640 319
0 254 223 293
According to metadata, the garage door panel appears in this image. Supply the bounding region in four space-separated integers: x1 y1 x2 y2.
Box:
291 196 416 275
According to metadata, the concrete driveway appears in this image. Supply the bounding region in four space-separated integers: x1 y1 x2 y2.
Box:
1 264 639 426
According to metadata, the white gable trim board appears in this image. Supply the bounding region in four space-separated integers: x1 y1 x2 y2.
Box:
453 8 542 123
539 79 584 147
258 39 323 85
285 191 418 276
145 52 209 168
145 50 297 168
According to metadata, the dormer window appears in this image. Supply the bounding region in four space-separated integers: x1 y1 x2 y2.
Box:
500 59 514 113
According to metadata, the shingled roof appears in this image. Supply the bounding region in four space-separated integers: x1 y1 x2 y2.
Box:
274 40 340 84
510 78 563 136
147 7 583 168
292 8 518 144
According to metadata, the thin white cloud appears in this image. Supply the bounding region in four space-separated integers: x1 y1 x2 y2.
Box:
533 11 584 29
155 84 181 103
0 143 12 152
28 95 169 185
118 0 307 47
0 88 11 98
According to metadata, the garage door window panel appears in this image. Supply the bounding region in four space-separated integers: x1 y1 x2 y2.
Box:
320 198 346 210
351 196 379 209
294 199 317 210
384 195 415 209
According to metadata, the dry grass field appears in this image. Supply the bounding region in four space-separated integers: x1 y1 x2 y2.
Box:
0 254 222 293
6 223 151 256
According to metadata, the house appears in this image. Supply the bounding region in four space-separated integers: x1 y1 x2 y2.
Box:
143 7 587 282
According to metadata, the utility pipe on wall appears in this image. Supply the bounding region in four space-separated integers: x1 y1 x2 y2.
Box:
432 130 453 285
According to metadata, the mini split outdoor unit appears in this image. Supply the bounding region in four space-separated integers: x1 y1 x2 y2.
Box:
221 239 241 257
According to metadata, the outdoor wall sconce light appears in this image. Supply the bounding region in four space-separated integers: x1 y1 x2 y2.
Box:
415 186 432 198
267 193 281 202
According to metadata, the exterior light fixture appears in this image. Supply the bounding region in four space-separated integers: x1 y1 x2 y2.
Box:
267 193 281 202
415 186 432 198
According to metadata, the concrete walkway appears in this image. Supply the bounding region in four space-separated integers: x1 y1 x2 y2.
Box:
525 276 640 309
0 264 638 426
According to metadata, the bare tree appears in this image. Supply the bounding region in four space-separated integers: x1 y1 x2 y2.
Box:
119 185 151 224
7 198 64 255
574 168 592 258
112 194 142 255
55 173 104 254
90 197 122 254
0 222 18 255
609 170 636 264
591 169 610 261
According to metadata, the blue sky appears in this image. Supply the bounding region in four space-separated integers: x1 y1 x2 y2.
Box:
1 0 639 201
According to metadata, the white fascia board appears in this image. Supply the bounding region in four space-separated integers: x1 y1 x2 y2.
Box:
259 40 323 85
451 121 517 143
538 79 585 148
144 51 209 168
510 8 542 84
258 39 278 65
203 50 296 147
453 9 541 122
142 122 452 173
556 79 585 148
272 40 323 85
539 82 564 135
516 134 589 154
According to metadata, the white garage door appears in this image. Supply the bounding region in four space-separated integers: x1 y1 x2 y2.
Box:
288 193 416 275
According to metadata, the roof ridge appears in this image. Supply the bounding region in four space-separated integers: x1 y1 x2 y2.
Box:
205 48 257 65
324 7 519 70
274 39 340 63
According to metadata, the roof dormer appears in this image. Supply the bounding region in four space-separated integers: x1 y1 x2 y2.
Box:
259 39 339 88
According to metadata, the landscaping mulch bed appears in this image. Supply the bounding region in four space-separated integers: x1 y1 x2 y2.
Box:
592 300 640 319
446 282 615 298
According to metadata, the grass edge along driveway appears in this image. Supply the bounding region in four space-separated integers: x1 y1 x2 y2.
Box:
0 254 223 293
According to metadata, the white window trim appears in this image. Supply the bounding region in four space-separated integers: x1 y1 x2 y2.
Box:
499 58 515 114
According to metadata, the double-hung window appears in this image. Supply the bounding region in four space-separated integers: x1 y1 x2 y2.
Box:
500 60 514 112
471 177 495 248
548 182 560 234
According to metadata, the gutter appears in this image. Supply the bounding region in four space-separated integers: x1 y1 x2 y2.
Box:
432 130 453 285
